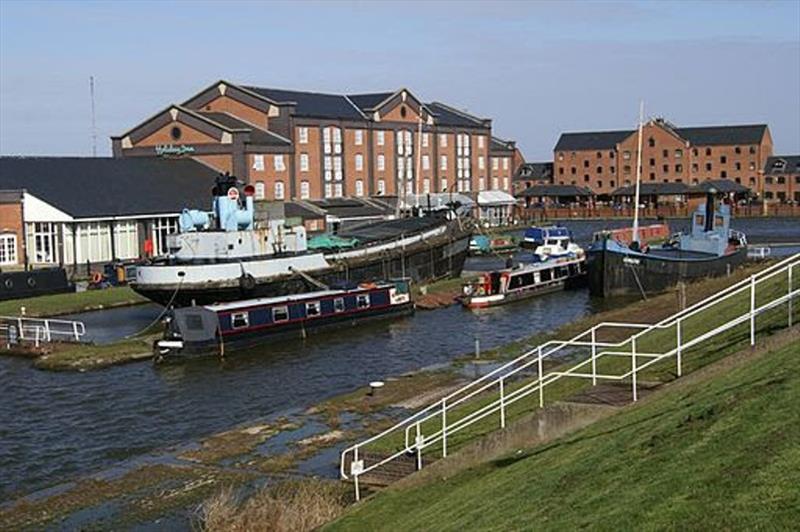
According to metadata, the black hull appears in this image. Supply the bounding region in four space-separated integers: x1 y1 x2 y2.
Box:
0 268 73 301
135 226 471 307
157 302 414 361
588 243 747 298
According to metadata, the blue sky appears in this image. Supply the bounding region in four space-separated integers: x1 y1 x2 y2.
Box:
1 0 798 160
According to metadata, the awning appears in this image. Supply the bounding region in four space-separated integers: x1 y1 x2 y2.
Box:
477 190 517 206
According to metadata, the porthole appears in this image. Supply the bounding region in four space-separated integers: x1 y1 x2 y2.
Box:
171 126 182 140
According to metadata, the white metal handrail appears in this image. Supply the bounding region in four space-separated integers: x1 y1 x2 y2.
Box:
0 315 86 346
341 254 799 500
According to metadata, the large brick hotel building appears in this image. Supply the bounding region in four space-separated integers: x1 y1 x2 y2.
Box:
552 118 774 198
113 80 520 201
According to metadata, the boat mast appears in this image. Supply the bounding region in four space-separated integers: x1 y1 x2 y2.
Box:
632 101 644 245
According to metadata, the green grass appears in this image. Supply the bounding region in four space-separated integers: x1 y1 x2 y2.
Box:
33 333 158 371
0 286 147 317
329 332 800 530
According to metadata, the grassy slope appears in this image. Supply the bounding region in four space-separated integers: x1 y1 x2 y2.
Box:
0 286 147 317
330 335 800 531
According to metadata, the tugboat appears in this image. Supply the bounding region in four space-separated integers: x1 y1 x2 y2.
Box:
587 103 746 298
131 174 472 307
154 279 414 361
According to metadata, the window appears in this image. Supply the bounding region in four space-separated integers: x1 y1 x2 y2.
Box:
597 181 603 189
610 166 616 174
423 178 431 193
706 148 712 156
333 298 345 313
624 165 631 174
558 153 564 161
649 172 655 180
492 157 499 170
377 179 386 195
662 149 668 158
749 146 756 154
721 171 727 178
675 164 683 173
692 163 699 172
765 191 773 199
0 234 17 265
300 153 309 172
503 177 509 190
705 163 712 171
596 151 602 159
777 176 786 184
623 151 631 160
663 164 669 173
559 167 564 175
355 179 364 197
649 158 656 167
253 154 265 171
609 151 615 159
354 129 363 146
596 166 603 174
306 301 321 317
274 181 285 200
171 126 182 140
720 155 727 164
254 181 265 200
422 155 430 170
675 149 683 159
272 306 289 322
610 180 615 187
440 155 448 170
692 148 698 156
376 131 385 146
571 167 576 175
503 158 509 170
377 154 385 171
749 162 756 171
274 155 286 171
479 177 486 190
356 294 370 309
648 137 655 147
735 162 741 171
300 180 310 199
734 146 741 154
584 174 590 182
298 127 308 144
325 183 333 198
355 154 364 171
112 220 138 260
439 134 448 147
334 183 343 197
478 136 485 149
422 133 429 148
583 160 589 168
478 156 485 170
231 312 249 329
151 217 178 255
441 178 448 191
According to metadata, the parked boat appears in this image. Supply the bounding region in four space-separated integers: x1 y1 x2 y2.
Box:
469 234 518 256
587 104 746 298
460 254 586 309
154 279 414 361
0 268 73 301
520 225 585 263
132 174 471 307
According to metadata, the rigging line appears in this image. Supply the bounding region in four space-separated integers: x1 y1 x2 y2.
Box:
122 276 185 340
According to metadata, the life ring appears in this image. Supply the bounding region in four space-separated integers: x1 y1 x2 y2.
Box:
26 276 36 288
239 273 256 291
4 278 12 289
91 271 103 284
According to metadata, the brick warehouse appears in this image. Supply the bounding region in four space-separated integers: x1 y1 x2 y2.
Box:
113 80 523 201
552 118 774 200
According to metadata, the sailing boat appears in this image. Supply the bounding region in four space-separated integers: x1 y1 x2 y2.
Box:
586 103 748 298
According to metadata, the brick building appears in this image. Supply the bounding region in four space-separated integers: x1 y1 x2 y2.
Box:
552 118 773 200
762 155 799 204
113 81 521 202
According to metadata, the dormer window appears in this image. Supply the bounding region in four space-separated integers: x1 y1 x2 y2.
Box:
773 160 785 170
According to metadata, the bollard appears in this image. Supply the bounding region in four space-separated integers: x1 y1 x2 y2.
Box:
474 337 480 359
369 381 384 397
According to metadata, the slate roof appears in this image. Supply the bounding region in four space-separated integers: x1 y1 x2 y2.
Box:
611 182 692 196
764 155 800 175
0 157 218 218
518 184 594 197
554 123 768 151
199 112 291 146
242 86 365 120
514 162 553 182
347 92 394 112
490 136 515 152
425 102 486 127
307 197 392 219
691 179 751 194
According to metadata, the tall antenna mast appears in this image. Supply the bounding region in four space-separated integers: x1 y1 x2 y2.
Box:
90 76 97 157
632 100 644 245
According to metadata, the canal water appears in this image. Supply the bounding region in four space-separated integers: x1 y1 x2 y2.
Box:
1 217 797 500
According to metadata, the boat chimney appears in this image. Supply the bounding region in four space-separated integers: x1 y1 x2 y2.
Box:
704 187 717 232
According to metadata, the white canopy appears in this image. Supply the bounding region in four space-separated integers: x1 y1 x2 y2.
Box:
477 190 517 206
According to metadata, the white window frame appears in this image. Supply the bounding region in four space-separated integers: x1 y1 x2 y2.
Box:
440 155 448 170
30 222 58 264
355 153 364 171
0 234 17 265
306 301 321 317
300 153 309 172
422 155 430 171
439 134 448 147
422 133 429 148
492 157 499 170
478 135 485 149
377 179 386 195
300 180 310 199
355 179 364 197
503 157 509 171
254 181 265 200
252 154 265 171
274 155 286 172
479 156 485 170
441 178 448 191
274 181 285 200
376 131 385 146
354 129 364 146
298 127 309 144
231 312 249 329
377 154 385 171
151 217 178 256
272 306 289 322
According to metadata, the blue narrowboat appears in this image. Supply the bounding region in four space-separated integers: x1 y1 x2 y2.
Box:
154 280 413 362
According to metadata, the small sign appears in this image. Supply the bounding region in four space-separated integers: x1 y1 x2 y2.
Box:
623 257 641 265
155 144 196 156
227 187 240 202
350 459 364 476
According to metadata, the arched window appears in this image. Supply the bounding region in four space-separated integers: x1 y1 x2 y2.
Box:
254 181 265 200
274 181 285 200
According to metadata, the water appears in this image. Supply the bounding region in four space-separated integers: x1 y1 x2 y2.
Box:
1 216 797 500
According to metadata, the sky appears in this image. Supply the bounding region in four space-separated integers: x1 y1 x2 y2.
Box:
0 0 799 161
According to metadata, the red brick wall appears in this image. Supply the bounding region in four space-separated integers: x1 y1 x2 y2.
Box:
0 201 24 266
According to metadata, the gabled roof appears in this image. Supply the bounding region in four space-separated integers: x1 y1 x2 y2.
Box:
425 102 487 128
242 86 366 120
764 155 800 175
554 130 632 152
0 157 218 218
347 92 396 112
199 112 291 146
518 184 594 197
514 162 553 182
490 136 515 152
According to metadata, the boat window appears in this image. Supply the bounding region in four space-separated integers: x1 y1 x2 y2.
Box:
541 269 552 282
272 306 289 322
714 215 724 228
694 214 705 227
231 312 249 329
558 267 568 278
306 301 321 317
334 298 345 313
356 294 370 309
185 314 204 331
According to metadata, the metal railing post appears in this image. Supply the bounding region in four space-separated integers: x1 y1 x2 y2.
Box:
537 345 544 408
441 398 447 458
44 320 51 342
676 318 682 377
789 264 794 328
73 322 80 341
353 447 361 502
17 317 24 340
499 378 506 429
750 275 756 346
591 327 597 386
631 337 638 402
415 422 423 471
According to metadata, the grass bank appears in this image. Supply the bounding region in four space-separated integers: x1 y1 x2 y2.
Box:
0 286 148 317
328 329 800 530
32 332 158 371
